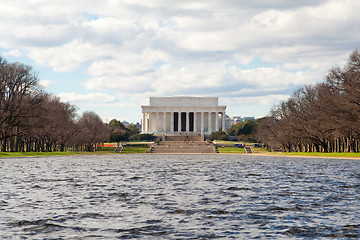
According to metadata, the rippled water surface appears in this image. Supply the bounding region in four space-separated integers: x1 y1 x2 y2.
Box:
1 154 360 239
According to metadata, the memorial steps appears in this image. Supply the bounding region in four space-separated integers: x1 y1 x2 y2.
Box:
164 135 202 141
149 140 217 154
244 145 253 153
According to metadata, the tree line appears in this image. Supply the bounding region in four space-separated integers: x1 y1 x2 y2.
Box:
256 49 360 153
0 56 150 152
209 119 260 142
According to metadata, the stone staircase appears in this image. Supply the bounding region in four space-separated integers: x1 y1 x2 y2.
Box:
114 146 123 153
164 135 203 141
149 141 216 154
244 145 253 153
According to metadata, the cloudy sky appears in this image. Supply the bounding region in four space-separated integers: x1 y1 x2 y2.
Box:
1 0 359 123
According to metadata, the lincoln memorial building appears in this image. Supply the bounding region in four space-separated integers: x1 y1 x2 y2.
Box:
141 97 226 136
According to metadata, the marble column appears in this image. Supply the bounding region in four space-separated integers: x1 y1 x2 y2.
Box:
146 112 149 132
222 112 225 131
148 112 152 132
163 112 166 132
208 112 212 133
215 112 219 131
186 112 189 132
201 112 204 133
154 112 159 132
171 112 174 132
194 112 197 133
153 112 159 132
142 112 145 132
148 112 151 132
178 111 181 132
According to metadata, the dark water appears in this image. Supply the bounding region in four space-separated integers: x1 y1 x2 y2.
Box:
0 154 359 239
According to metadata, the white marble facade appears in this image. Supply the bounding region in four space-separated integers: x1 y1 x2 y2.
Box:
141 97 226 135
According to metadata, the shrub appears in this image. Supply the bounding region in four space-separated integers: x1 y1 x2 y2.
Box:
210 131 228 141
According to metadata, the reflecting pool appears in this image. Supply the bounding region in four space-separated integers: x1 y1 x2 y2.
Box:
1 154 359 239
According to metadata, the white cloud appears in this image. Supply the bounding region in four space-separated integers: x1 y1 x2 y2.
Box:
84 59 315 100
26 39 115 72
57 92 117 105
39 79 55 87
224 94 291 107
2 49 23 57
0 0 359 122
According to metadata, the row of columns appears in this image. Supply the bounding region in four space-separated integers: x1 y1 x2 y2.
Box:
142 111 226 134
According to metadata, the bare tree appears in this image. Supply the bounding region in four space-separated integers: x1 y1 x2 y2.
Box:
257 49 360 153
0 56 114 153
76 111 110 151
0 58 44 151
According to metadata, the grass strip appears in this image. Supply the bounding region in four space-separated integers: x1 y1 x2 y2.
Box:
0 147 149 157
0 151 108 158
217 147 246 154
121 147 149 154
278 152 360 158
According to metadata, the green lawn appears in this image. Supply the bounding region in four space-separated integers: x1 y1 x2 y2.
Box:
277 152 360 158
120 147 149 154
98 147 116 151
2 147 359 158
0 148 151 157
216 147 246 154
214 145 360 159
213 140 244 145
0 151 109 158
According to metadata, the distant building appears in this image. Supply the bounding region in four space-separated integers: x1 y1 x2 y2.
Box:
231 116 243 125
243 117 255 121
230 116 255 126
224 114 231 130
121 121 129 127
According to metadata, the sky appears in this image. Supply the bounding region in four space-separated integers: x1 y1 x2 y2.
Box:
1 0 360 123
